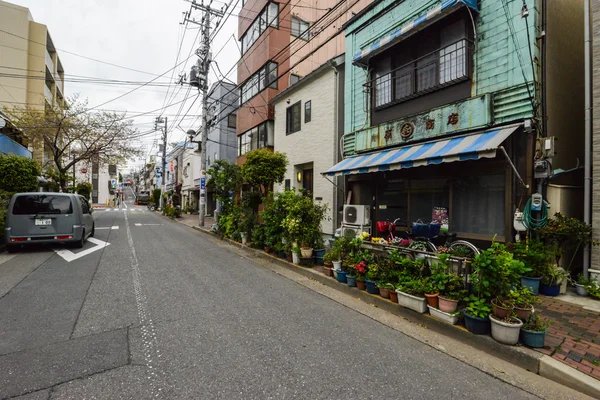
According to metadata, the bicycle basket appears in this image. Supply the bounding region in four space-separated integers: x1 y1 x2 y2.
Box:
412 221 441 239
376 221 395 234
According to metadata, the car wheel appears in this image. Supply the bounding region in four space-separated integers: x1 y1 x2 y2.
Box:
90 223 95 238
5 244 17 253
75 231 86 248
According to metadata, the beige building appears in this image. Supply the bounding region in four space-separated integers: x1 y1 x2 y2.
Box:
0 0 65 165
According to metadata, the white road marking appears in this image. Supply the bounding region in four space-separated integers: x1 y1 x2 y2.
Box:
133 223 163 226
124 210 164 396
54 238 110 262
96 226 120 230
123 201 128 209
112 226 119 230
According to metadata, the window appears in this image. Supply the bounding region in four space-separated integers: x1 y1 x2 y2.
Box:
238 121 275 156
227 113 237 128
240 61 278 105
285 179 291 190
286 101 301 134
370 17 469 109
304 100 311 123
291 16 309 40
13 195 73 215
240 2 279 54
290 74 301 85
79 196 90 214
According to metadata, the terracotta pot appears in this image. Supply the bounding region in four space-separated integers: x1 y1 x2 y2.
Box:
424 293 439 308
515 305 533 320
438 296 459 313
356 279 367 290
379 287 390 299
491 299 514 319
324 267 334 277
389 290 398 303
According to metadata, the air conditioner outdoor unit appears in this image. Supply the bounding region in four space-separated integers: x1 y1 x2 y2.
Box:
343 205 371 226
340 224 371 238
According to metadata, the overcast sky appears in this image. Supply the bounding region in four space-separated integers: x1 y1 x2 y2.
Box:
11 0 239 173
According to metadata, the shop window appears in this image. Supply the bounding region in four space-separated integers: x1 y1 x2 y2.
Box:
452 174 505 237
286 101 301 134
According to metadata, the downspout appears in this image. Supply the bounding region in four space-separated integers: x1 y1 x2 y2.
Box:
584 0 592 277
330 61 340 232
542 0 547 138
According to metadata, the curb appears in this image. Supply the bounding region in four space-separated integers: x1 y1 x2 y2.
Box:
185 223 596 398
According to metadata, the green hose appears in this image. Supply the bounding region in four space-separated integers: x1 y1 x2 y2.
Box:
522 197 548 230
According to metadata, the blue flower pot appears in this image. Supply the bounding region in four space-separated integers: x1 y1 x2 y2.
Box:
346 275 357 287
520 328 546 348
336 270 348 283
365 280 379 294
540 283 560 297
314 249 326 258
462 310 490 335
520 276 542 295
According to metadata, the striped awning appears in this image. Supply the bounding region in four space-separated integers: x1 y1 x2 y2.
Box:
322 125 519 177
353 0 478 63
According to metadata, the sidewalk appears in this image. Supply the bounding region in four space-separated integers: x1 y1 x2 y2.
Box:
170 215 600 397
536 296 600 380
176 213 214 229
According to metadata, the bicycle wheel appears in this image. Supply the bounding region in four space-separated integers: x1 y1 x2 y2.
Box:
448 240 480 258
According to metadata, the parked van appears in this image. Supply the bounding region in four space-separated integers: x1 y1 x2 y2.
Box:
4 193 95 252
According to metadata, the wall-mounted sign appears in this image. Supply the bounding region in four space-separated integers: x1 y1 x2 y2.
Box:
80 168 88 174
400 122 415 140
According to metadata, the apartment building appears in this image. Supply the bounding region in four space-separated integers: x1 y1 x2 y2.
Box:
0 0 66 164
236 0 369 163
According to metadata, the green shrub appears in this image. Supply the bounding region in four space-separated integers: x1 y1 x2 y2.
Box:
0 155 40 193
76 182 92 200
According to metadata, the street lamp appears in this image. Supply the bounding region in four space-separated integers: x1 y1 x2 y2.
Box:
187 129 201 151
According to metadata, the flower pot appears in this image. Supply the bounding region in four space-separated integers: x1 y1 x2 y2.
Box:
575 283 589 297
395 290 428 313
389 290 398 303
428 305 459 325
240 232 248 245
324 267 334 277
490 315 523 345
332 261 342 271
314 249 326 259
336 270 348 283
520 276 542 295
424 293 439 308
462 310 490 335
301 247 313 258
491 299 514 319
356 279 366 290
292 252 300 265
540 283 560 297
379 287 390 299
365 280 379 294
515 305 534 321
438 296 459 313
346 275 357 287
520 328 547 348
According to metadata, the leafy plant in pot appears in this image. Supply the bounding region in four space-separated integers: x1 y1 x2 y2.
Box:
462 295 492 334
541 267 569 296
322 251 335 277
511 240 552 295
365 263 380 294
520 312 550 348
507 287 538 320
490 314 523 345
437 273 466 314
396 277 428 314
573 273 594 297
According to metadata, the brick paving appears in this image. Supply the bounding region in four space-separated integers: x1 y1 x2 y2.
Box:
536 296 600 380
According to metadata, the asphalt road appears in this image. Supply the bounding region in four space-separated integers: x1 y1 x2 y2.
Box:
0 192 545 399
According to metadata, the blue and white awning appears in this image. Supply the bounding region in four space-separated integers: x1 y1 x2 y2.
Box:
322 125 519 177
353 0 478 63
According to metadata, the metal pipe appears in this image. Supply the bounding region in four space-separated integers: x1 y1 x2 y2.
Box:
499 146 529 189
584 0 592 278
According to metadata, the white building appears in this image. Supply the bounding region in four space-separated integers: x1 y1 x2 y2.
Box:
272 56 345 236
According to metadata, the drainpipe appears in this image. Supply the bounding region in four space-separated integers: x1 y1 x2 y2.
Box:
330 60 340 233
584 0 592 278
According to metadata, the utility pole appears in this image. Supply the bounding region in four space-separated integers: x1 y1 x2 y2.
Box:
155 116 168 210
185 0 224 227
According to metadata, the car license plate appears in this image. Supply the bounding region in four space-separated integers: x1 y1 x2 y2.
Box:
34 219 52 226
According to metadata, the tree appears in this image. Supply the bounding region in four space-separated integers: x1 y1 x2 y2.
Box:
76 182 93 200
118 172 123 183
206 159 242 212
242 149 288 195
0 154 41 194
3 95 141 191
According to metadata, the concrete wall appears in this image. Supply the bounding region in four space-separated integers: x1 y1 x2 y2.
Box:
273 68 337 235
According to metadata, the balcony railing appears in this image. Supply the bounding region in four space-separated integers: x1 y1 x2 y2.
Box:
55 74 63 94
44 84 53 104
45 49 55 75
367 39 473 109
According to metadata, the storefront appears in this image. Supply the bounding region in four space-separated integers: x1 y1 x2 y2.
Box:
324 124 531 244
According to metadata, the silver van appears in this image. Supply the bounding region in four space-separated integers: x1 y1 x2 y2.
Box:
4 193 95 252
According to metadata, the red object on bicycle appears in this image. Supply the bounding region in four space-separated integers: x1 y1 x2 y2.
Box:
376 221 395 234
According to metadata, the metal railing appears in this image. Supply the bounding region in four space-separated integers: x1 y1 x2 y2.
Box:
367 39 473 109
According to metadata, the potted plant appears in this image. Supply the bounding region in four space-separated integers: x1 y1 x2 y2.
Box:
323 251 334 277
378 282 394 299
438 273 466 314
511 241 551 295
585 281 600 299
313 235 326 265
396 277 428 313
329 240 343 271
491 297 514 319
540 267 569 296
428 306 460 325
409 240 428 259
573 273 593 297
423 281 440 309
490 314 523 345
365 263 380 294
291 245 301 265
520 313 550 348
462 296 492 334
353 261 366 289
507 287 538 320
